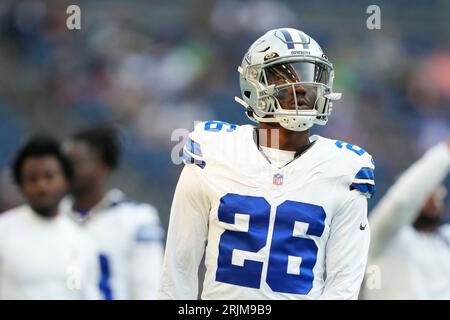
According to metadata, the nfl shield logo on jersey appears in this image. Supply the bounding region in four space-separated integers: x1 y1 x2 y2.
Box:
273 173 284 186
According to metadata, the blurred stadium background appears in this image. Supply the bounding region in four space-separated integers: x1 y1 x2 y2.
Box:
0 0 449 228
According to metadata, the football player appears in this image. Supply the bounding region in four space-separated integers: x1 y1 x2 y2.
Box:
61 126 164 300
159 28 375 299
0 136 99 299
363 137 450 299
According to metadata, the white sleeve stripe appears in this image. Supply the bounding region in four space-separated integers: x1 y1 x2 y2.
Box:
352 178 375 185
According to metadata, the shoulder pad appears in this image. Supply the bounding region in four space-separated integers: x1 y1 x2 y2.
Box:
183 121 239 169
334 139 376 198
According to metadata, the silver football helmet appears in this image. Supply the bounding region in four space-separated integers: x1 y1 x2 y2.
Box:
235 28 341 131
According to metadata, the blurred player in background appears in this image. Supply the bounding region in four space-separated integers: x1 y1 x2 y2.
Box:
61 126 164 300
363 137 450 299
0 136 99 299
159 28 375 299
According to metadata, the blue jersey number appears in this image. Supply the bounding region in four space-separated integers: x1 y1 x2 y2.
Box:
216 194 326 295
204 121 237 132
335 140 366 156
216 195 270 288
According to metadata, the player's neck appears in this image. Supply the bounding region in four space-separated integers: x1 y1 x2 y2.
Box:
257 123 310 152
72 186 105 213
30 205 59 219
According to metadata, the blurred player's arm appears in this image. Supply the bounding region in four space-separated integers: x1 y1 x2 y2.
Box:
321 190 370 300
129 207 165 299
157 165 210 300
0 221 4 298
369 140 450 259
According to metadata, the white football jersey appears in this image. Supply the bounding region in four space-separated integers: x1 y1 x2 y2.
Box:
0 205 100 300
363 142 450 299
159 121 375 300
61 189 165 300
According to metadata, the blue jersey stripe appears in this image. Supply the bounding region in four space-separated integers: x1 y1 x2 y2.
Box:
355 167 375 180
186 138 202 156
182 148 206 169
350 183 376 197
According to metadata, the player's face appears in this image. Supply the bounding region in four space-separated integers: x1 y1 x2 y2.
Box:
265 63 317 111
420 186 447 221
20 156 68 217
64 141 106 195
